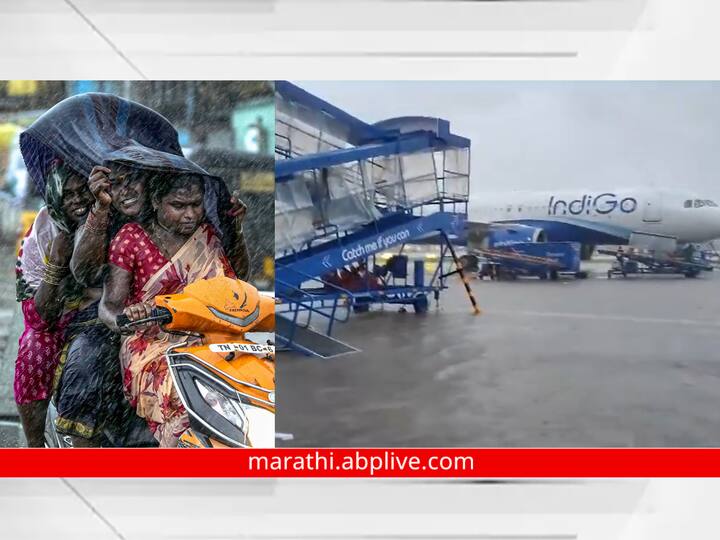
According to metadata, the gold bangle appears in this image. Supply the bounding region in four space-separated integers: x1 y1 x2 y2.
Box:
83 221 108 233
84 209 109 233
45 266 69 278
46 261 68 271
44 268 67 277
83 223 107 235
41 271 62 286
43 263 69 284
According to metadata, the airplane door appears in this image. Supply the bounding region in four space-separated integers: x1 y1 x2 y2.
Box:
642 193 663 223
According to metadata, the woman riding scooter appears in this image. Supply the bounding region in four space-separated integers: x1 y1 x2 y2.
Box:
55 164 249 446
99 173 238 446
18 92 250 447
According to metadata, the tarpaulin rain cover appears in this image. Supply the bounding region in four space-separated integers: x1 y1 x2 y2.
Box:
19 92 235 239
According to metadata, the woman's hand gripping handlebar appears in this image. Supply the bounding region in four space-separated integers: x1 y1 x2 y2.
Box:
116 307 173 331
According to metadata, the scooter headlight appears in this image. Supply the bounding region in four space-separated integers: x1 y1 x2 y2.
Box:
195 379 247 433
167 353 275 448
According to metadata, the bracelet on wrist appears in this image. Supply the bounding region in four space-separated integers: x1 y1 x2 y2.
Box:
42 264 68 286
46 260 69 272
85 207 109 232
83 223 107 234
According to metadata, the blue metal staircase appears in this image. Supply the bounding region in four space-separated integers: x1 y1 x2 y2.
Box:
276 211 466 292
275 82 474 357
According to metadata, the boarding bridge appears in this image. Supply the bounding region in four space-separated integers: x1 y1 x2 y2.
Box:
275 82 474 357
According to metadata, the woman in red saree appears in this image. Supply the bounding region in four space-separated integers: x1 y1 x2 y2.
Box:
99 173 235 447
14 161 94 446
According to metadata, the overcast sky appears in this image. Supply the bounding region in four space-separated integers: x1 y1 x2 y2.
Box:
294 81 720 202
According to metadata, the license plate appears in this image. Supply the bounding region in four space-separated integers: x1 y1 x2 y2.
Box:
210 343 275 355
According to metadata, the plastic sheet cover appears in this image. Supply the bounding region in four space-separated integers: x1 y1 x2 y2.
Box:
19 92 233 235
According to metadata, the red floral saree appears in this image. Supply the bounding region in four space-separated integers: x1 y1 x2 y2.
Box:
109 222 235 446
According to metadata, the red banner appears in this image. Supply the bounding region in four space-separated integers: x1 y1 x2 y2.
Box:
0 448 719 477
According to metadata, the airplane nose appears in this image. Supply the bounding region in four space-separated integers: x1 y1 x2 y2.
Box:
708 208 720 239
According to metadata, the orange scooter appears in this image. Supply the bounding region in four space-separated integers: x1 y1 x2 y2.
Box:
117 275 276 448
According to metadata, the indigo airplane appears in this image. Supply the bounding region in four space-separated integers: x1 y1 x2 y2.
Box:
473 189 720 257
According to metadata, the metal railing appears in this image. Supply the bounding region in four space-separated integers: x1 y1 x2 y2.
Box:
275 269 356 348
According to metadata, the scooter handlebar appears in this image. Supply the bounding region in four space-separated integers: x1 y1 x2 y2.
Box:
116 307 173 329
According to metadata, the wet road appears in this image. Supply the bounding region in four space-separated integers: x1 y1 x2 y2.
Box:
278 263 720 447
0 241 24 446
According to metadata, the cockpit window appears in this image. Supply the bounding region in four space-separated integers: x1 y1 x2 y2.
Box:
684 199 717 208
685 199 718 208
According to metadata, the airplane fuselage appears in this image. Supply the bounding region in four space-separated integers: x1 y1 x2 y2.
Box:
473 188 720 245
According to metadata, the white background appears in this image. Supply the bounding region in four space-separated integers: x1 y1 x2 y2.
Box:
3 477 719 540
3 0 720 80
3 477 720 539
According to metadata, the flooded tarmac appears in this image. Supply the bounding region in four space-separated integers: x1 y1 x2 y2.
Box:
278 262 720 447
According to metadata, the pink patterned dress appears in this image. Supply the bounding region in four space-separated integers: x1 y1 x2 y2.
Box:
108 222 235 446
14 208 77 405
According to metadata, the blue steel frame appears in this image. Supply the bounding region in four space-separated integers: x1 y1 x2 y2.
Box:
275 82 472 352
276 211 466 290
275 81 389 147
275 81 470 182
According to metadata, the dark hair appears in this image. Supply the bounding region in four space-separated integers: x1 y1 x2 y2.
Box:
150 173 205 204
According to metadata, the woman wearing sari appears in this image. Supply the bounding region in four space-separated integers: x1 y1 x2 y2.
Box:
54 163 249 446
73 163 250 286
18 92 249 446
99 173 236 447
52 163 154 446
14 160 94 446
